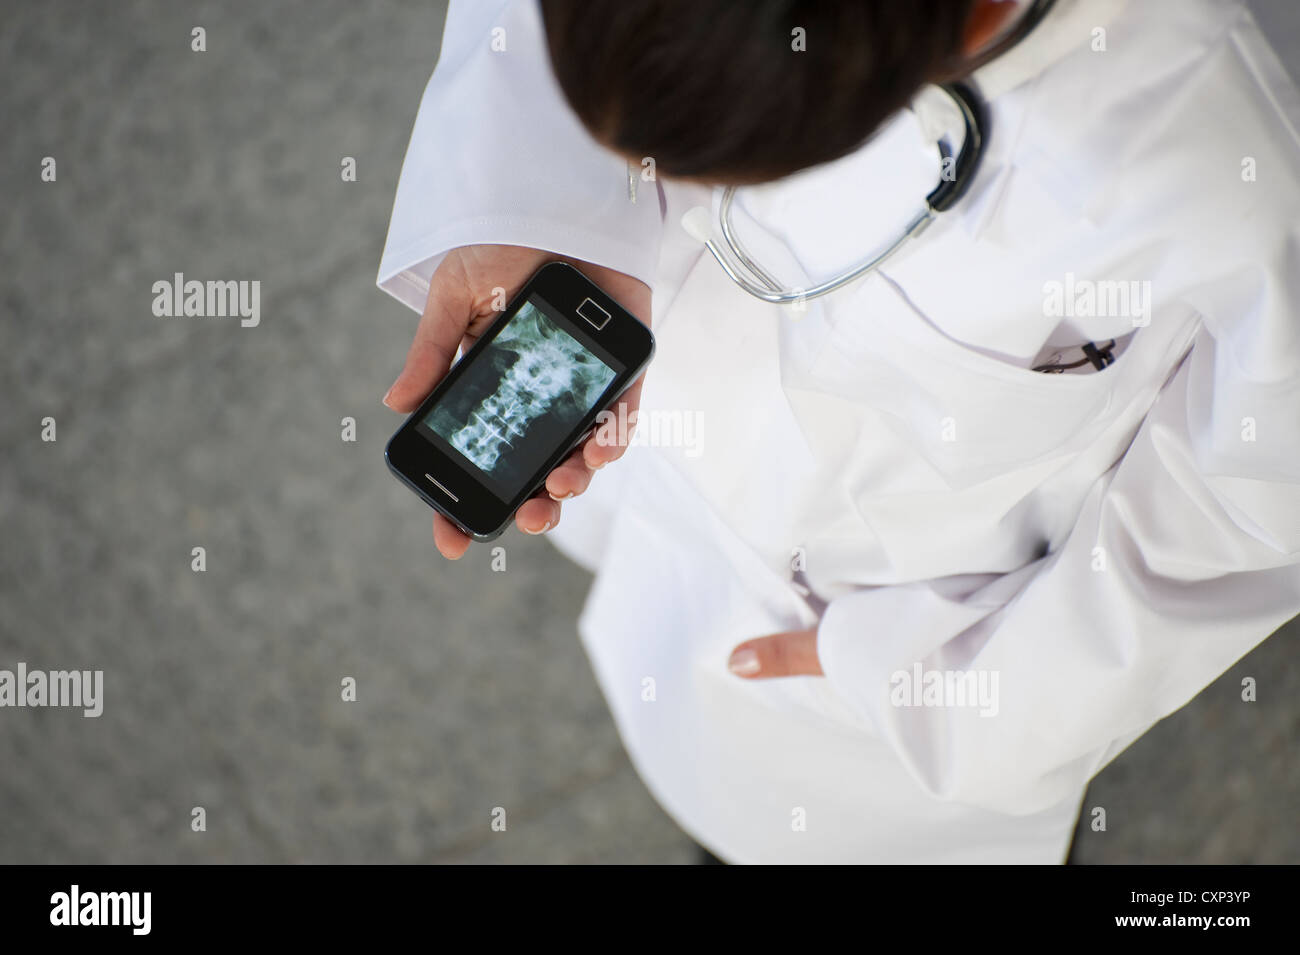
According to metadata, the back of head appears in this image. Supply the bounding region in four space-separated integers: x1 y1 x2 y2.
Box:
540 0 979 184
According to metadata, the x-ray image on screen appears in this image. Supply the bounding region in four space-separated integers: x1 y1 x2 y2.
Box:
423 300 618 498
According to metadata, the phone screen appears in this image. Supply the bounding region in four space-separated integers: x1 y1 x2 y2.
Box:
416 296 624 502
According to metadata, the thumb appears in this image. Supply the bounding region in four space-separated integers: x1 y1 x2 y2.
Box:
728 628 823 679
384 268 474 413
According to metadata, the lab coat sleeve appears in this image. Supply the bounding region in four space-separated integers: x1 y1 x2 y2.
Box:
816 234 1300 816
376 0 664 313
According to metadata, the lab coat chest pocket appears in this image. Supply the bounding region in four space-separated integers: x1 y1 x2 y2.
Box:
807 275 1118 489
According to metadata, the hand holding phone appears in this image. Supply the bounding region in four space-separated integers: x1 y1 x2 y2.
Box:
385 249 653 555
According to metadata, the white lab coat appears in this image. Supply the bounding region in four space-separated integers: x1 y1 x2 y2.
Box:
378 0 1300 863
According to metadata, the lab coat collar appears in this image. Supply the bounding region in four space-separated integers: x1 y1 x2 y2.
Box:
971 0 1129 100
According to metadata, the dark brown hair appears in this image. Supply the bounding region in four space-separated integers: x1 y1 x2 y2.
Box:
540 0 979 184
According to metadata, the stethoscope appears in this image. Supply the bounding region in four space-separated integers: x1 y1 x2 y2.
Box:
682 81 986 304
681 0 1058 306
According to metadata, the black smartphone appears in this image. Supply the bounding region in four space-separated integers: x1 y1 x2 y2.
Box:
385 261 655 541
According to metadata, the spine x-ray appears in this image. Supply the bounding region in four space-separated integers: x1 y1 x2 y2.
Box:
423 300 617 497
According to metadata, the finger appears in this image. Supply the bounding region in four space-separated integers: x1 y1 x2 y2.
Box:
584 373 645 469
515 494 561 535
556 261 650 471
728 629 823 679
458 331 481 360
432 513 472 560
385 269 473 413
545 447 595 501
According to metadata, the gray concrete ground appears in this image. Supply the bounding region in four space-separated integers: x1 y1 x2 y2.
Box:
0 0 1295 864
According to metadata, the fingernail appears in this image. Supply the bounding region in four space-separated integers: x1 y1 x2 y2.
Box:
548 490 575 501
728 648 760 676
523 520 554 535
382 383 398 409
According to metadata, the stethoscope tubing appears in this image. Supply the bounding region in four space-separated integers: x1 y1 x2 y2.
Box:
694 0 1063 305
700 79 984 304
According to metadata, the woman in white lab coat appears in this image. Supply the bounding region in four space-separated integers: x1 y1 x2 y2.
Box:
377 0 1300 863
